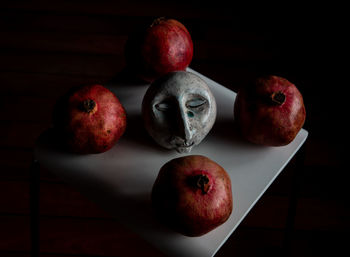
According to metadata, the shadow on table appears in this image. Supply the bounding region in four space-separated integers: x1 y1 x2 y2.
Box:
35 129 175 236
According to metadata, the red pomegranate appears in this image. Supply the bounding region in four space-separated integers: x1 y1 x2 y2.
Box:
53 84 126 154
125 17 193 82
234 75 306 146
151 155 233 237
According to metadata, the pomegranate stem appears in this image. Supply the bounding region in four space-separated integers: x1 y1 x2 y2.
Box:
151 17 165 27
271 91 286 105
195 174 210 194
81 99 96 113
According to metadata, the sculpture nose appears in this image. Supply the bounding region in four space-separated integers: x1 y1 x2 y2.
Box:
176 105 193 142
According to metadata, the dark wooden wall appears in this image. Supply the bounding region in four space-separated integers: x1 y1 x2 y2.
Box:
1 1 347 256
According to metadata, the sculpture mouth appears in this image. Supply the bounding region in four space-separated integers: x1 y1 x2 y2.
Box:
175 145 194 153
176 141 194 147
174 142 194 153
169 137 194 153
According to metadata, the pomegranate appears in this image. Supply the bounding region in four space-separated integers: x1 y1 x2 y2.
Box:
151 155 233 237
53 84 126 154
234 75 306 146
125 17 193 82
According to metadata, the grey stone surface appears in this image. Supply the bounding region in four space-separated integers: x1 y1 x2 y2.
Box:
142 71 217 153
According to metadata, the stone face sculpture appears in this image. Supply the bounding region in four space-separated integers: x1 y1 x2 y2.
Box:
142 71 217 153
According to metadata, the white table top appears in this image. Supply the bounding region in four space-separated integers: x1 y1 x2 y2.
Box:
35 68 308 257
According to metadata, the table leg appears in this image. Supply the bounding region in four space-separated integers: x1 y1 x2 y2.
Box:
30 158 40 257
283 145 306 254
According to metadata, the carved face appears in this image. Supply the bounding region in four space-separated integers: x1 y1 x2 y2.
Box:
142 71 217 153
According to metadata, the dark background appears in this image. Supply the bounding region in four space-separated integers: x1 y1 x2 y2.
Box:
0 1 347 256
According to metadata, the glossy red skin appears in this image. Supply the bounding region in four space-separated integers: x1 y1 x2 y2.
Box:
54 84 126 154
234 75 306 146
133 18 193 82
152 155 233 237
